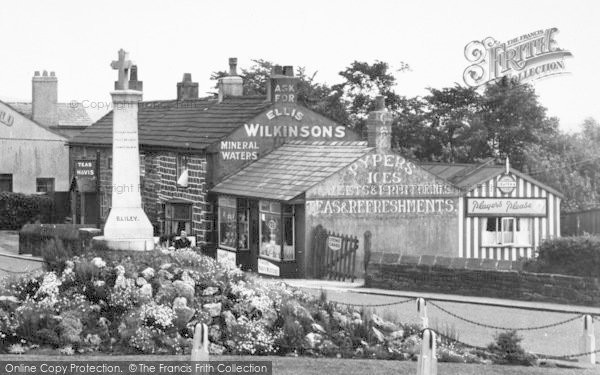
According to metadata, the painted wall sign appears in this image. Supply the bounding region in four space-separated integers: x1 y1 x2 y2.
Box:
0 110 14 127
466 198 547 217
307 198 456 215
242 122 346 138
258 258 280 276
217 248 237 268
327 236 342 251
497 174 517 194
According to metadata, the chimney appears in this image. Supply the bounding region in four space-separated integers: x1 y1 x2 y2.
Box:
267 65 298 103
367 96 393 152
218 57 243 102
128 65 143 91
32 70 58 127
177 73 199 100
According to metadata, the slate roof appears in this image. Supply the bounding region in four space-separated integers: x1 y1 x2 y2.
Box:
69 96 272 150
8 102 93 127
212 140 372 201
420 161 564 197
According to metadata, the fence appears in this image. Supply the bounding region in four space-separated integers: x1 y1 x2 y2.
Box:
562 208 600 236
311 225 359 282
320 294 599 370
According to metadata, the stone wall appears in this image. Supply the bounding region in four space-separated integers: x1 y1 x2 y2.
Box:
70 146 209 243
365 252 600 307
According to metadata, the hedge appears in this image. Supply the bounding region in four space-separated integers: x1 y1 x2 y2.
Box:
524 235 600 278
19 224 101 257
0 192 54 230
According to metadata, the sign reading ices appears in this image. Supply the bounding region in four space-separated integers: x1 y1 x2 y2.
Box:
463 27 572 87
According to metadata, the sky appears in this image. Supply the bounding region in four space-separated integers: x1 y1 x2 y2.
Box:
0 0 598 132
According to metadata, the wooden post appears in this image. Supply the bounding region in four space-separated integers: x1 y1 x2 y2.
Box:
417 298 428 329
417 328 437 375
95 150 102 228
191 323 209 361
80 191 86 224
579 315 596 364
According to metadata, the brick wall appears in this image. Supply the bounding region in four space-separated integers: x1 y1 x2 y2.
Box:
70 146 210 242
365 252 600 307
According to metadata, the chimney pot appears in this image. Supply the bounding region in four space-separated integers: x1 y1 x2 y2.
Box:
128 65 143 91
32 70 58 127
177 73 199 100
283 66 294 77
367 96 393 152
375 96 385 110
228 57 238 76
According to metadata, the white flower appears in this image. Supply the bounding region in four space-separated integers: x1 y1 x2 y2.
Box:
93 280 105 287
91 257 106 268
141 267 155 280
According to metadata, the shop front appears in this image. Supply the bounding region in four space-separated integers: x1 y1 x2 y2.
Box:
214 195 303 277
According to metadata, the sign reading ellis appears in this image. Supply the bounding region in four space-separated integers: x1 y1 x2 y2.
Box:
466 198 547 217
463 27 572 87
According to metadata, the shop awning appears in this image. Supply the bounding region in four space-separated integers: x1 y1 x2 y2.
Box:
211 140 372 201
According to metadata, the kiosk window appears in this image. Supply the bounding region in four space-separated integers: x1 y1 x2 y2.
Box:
165 203 192 236
218 196 237 249
483 217 531 246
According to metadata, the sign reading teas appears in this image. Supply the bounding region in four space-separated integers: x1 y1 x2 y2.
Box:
466 198 547 217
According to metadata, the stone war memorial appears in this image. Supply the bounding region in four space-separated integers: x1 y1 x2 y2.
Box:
92 49 154 251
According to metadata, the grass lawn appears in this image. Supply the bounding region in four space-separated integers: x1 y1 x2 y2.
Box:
0 355 596 375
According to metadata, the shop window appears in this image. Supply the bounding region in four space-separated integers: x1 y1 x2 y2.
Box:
482 217 531 246
237 199 250 250
0 174 13 192
218 196 237 249
259 201 295 261
165 202 192 236
36 178 55 193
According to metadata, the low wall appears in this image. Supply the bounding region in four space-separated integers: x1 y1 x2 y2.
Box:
365 252 600 307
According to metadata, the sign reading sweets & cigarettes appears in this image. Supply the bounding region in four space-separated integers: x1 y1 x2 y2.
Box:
463 27 572 87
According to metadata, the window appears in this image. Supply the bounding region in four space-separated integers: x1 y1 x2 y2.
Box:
36 178 55 193
107 157 112 170
259 201 295 261
0 174 12 192
218 196 237 249
237 199 250 250
177 155 188 181
165 202 192 236
482 217 531 246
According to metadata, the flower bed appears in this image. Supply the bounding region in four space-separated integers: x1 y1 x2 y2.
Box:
0 248 488 362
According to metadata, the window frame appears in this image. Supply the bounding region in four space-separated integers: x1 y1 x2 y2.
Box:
164 202 193 236
0 174 13 192
36 177 55 193
482 216 532 246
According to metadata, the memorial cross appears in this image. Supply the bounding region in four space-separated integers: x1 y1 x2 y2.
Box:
110 49 132 90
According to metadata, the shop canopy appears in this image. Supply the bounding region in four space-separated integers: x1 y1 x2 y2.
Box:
211 140 372 201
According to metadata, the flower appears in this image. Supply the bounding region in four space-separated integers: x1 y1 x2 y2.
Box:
141 267 155 280
91 257 106 268
140 302 175 330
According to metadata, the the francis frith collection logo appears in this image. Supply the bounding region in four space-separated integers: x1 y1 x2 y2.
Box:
463 27 573 87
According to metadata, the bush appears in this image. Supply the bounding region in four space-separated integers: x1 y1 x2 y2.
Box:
0 192 54 230
20 224 99 257
524 235 600 278
487 330 537 366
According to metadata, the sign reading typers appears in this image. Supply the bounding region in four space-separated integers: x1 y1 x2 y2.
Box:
327 236 342 251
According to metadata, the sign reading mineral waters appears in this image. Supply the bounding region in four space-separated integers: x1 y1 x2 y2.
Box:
466 198 547 217
463 27 572 87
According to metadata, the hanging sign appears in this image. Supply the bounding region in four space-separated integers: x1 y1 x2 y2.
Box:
466 198 547 217
74 159 97 192
497 174 517 195
327 236 342 251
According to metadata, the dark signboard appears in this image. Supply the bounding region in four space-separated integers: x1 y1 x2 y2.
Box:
74 159 97 192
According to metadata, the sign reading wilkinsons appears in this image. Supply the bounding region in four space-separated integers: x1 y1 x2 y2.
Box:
466 198 547 217
463 27 572 87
